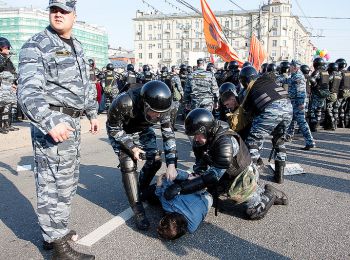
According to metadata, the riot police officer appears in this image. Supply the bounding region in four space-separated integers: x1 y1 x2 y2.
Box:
324 62 342 130
336 58 350 127
0 37 18 133
260 63 268 75
300 64 312 121
104 63 119 110
107 81 178 230
309 57 329 132
164 108 289 220
224 60 241 87
184 58 219 112
229 66 292 183
120 63 138 93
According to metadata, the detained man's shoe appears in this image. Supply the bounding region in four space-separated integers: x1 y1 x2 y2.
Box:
265 184 289 205
301 143 316 150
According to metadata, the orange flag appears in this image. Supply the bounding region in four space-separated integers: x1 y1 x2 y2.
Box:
200 0 243 65
248 33 267 71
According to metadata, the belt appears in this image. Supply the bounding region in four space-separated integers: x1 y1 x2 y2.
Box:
49 105 84 118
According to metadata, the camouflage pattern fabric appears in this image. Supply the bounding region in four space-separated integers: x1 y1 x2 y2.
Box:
184 68 219 111
17 26 97 242
286 70 314 145
245 99 292 162
228 165 257 203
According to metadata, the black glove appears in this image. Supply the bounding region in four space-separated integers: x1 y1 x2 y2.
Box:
164 183 182 200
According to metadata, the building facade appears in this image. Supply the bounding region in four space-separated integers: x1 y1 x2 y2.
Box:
133 0 314 70
0 5 109 68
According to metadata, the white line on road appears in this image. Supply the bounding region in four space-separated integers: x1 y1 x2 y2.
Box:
17 164 32 172
77 204 148 247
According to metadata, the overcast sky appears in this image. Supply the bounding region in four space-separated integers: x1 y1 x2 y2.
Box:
3 0 350 63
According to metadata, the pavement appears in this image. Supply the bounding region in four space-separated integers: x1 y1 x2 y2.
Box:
0 115 349 260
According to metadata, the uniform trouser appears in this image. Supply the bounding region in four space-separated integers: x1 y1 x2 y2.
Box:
245 99 293 163
109 127 162 207
309 93 326 126
324 97 339 129
344 97 350 127
287 100 314 145
171 101 180 129
31 118 81 243
0 105 4 128
338 98 346 127
191 101 214 112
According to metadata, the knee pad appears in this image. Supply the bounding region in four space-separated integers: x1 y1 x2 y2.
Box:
119 155 136 174
144 157 162 172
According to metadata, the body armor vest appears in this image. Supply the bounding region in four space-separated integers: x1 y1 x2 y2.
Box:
244 75 288 114
205 127 251 179
342 71 350 91
330 73 341 94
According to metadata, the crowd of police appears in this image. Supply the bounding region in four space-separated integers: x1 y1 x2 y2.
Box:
2 25 350 257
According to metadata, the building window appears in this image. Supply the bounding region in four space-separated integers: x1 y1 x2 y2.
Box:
195 20 199 28
273 19 278 27
235 20 240 27
137 34 142 40
148 34 152 40
166 52 171 58
246 19 250 25
139 63 142 68
166 34 170 39
139 53 143 59
148 24 152 30
158 43 162 49
283 40 287 47
176 33 180 39
234 41 239 47
185 42 190 49
166 23 171 30
272 29 277 36
225 20 229 28
271 50 276 57
272 40 277 47
158 23 162 30
176 52 180 58
148 44 153 49
158 34 161 40
138 24 142 31
139 44 142 49
196 32 200 38
149 53 152 59
176 42 181 49
194 42 199 49
158 53 162 58
166 43 171 49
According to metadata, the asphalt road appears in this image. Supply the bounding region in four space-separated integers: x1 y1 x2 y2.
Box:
0 117 349 260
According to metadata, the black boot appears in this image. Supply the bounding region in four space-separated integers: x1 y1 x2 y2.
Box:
43 230 77 251
122 171 150 230
274 161 285 184
246 189 276 220
52 237 94 260
265 184 289 205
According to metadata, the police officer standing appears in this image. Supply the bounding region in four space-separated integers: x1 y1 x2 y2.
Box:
17 1 99 259
285 61 315 149
309 57 329 132
0 37 19 134
324 62 342 130
120 63 137 92
300 64 312 122
336 58 350 127
184 58 219 112
106 81 178 231
104 63 119 110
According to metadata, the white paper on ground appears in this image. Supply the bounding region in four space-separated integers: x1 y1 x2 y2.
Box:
16 164 32 172
268 163 305 176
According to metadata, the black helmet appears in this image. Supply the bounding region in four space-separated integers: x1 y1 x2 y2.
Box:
127 64 134 72
347 66 350 71
279 61 290 74
180 64 187 71
187 65 193 73
197 58 204 66
219 82 238 101
267 63 277 72
224 62 229 71
161 66 168 73
228 61 239 71
300 64 310 75
97 72 105 80
327 62 339 73
141 80 172 113
243 61 252 68
143 64 150 72
239 66 258 88
335 58 347 71
0 37 11 49
313 57 324 70
206 62 215 72
260 63 268 74
106 63 114 71
185 108 215 137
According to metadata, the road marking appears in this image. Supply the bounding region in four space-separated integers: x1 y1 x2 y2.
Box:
17 164 32 172
77 204 148 247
